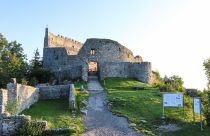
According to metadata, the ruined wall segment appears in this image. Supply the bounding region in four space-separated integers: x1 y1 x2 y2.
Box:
42 29 152 84
0 89 8 113
44 28 82 55
99 62 131 79
100 62 153 83
43 28 84 80
38 85 69 99
43 48 69 70
16 84 39 114
78 38 138 63
131 62 153 84
6 83 39 114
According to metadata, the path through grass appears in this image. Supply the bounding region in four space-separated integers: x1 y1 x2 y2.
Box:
103 77 210 136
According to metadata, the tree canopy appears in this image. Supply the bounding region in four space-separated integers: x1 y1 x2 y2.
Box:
204 58 210 89
0 33 28 88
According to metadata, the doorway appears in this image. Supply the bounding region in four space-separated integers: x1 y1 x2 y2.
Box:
88 61 98 75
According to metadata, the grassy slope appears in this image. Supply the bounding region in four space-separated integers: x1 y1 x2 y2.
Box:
21 81 88 134
103 77 210 136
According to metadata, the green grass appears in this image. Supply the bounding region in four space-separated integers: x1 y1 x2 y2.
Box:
103 77 210 136
21 81 89 134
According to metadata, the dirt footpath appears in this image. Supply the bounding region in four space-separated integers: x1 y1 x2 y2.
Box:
80 76 145 136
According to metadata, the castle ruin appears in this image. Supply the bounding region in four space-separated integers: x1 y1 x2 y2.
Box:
43 28 153 83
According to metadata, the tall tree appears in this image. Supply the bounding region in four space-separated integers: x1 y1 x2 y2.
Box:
0 33 28 88
204 58 210 89
30 48 42 69
28 49 53 86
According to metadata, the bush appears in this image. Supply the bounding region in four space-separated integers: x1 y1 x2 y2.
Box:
7 101 19 115
13 119 43 136
29 68 54 86
21 78 28 85
154 75 185 92
42 128 76 136
202 90 210 127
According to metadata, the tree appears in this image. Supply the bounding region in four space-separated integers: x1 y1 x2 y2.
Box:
204 58 210 89
0 33 28 88
28 49 53 86
30 48 42 69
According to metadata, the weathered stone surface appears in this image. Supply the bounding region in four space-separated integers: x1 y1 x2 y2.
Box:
0 114 47 135
129 123 137 127
38 84 69 99
80 109 88 115
16 84 39 114
42 29 152 84
69 84 75 111
5 83 39 114
0 89 8 113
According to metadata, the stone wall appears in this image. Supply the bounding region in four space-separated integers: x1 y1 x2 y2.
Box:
43 47 69 70
42 30 152 84
99 62 132 79
100 62 153 83
6 83 39 114
16 84 39 114
0 114 30 135
0 89 8 113
131 62 153 84
38 85 70 99
43 48 83 80
0 114 46 136
44 28 82 55
78 38 139 63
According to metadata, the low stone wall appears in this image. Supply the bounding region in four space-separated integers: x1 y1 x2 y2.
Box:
0 114 30 135
131 62 153 84
6 83 39 114
99 62 153 84
99 62 132 79
0 89 8 113
0 113 46 136
38 85 70 99
16 84 39 114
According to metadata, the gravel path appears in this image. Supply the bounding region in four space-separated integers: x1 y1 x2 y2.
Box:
81 76 145 136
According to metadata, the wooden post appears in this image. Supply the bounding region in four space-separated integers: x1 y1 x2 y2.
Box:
162 93 165 119
193 98 195 124
69 84 75 111
200 98 203 131
183 95 185 120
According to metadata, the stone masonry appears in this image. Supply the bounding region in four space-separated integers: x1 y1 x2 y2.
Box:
38 84 70 99
43 28 153 84
0 82 75 135
6 82 39 114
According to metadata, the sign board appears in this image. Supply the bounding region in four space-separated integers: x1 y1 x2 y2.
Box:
194 98 201 113
163 93 183 107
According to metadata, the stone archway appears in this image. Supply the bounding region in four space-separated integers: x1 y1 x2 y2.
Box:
88 61 98 75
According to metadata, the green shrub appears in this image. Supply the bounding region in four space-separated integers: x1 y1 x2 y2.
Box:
29 68 54 85
13 119 43 136
42 128 76 136
21 78 29 85
202 90 210 127
7 101 19 115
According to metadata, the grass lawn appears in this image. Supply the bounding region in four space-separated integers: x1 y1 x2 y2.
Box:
21 81 88 134
103 77 210 136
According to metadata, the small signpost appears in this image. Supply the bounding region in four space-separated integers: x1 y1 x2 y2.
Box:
193 97 202 131
162 93 184 119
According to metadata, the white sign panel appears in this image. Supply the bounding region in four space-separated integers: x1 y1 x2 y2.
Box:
194 98 201 113
163 93 183 107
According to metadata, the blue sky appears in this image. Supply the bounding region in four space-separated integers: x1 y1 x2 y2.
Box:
0 0 210 89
